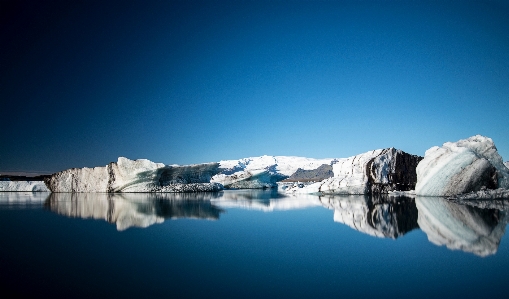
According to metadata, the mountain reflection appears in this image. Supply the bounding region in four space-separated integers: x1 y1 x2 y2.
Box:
45 193 224 231
320 195 419 239
416 197 508 257
212 189 323 211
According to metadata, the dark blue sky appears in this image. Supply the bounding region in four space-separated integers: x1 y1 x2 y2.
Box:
1 0 509 174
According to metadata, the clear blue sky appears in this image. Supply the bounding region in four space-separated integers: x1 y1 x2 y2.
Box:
1 0 508 173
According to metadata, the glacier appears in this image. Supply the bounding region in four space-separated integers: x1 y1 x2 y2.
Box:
415 135 509 197
285 148 422 195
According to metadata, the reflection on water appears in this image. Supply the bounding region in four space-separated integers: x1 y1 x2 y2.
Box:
320 194 418 239
416 197 508 257
0 192 49 209
46 193 224 231
1 190 508 256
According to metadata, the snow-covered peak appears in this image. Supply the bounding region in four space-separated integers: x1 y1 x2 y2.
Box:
218 155 335 176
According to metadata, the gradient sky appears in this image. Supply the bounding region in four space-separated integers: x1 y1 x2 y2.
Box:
1 0 508 174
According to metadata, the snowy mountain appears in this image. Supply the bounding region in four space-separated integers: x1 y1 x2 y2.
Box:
211 155 335 189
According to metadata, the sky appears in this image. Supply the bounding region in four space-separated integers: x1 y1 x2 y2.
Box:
1 0 509 174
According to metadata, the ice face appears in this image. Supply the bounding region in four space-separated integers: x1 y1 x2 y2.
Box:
415 135 509 196
285 148 422 195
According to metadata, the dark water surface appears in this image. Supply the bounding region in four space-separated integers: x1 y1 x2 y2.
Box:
1 191 508 298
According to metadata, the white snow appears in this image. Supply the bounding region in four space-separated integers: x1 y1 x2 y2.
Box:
415 135 509 196
0 181 50 192
212 155 335 188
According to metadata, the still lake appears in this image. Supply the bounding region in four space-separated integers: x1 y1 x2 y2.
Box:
1 190 508 298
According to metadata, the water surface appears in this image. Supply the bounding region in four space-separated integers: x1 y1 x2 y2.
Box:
1 191 508 298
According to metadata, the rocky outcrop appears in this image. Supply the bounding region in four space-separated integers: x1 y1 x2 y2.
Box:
46 192 224 230
415 135 509 197
282 164 333 182
416 196 508 257
285 148 422 195
320 194 418 238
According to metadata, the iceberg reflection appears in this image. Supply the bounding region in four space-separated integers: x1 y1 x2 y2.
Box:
3 191 508 256
416 197 508 257
46 193 224 231
320 194 419 238
212 189 323 211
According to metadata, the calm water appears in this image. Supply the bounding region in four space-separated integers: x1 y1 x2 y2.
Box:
1 190 508 298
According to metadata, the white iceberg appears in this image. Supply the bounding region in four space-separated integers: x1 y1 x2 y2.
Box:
285 148 422 195
415 135 509 196
0 181 50 192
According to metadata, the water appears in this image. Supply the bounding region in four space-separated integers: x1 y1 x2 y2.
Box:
1 190 508 298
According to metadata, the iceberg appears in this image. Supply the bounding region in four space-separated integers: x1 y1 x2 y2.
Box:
416 197 508 256
44 157 223 193
0 181 50 192
415 135 509 196
285 148 422 195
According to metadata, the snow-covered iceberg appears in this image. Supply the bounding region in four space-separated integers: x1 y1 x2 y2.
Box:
416 196 508 257
285 148 422 195
45 157 223 193
415 135 509 197
320 194 418 238
0 181 50 192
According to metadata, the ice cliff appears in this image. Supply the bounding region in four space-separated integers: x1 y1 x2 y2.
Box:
44 157 223 193
415 135 509 197
285 148 422 195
